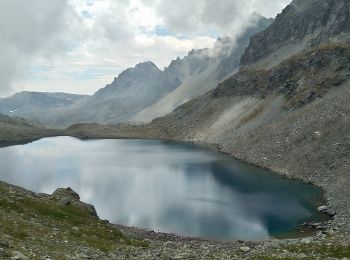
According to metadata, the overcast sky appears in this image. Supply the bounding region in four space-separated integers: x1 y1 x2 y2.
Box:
0 0 291 97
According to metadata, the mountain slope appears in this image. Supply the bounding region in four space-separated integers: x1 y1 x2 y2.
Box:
132 16 273 123
51 62 166 126
49 49 219 127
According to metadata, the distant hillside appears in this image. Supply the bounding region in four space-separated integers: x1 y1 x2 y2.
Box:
0 113 60 144
0 92 88 124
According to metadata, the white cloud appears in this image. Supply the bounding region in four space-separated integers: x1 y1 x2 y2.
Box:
0 0 80 96
0 0 292 97
149 0 291 36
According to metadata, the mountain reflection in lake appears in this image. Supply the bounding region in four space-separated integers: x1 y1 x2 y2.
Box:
0 137 324 240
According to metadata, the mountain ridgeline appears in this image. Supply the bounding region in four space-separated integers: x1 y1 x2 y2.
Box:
52 48 218 126
0 15 272 127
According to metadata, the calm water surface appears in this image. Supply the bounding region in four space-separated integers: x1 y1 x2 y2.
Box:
0 137 325 240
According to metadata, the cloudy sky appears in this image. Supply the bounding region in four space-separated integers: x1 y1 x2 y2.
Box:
0 0 291 97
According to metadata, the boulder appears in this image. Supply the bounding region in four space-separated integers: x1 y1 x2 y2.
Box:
240 246 251 253
51 187 98 217
52 187 80 201
318 205 329 212
318 205 336 217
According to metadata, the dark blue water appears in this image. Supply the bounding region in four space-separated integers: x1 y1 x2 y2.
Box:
0 137 325 240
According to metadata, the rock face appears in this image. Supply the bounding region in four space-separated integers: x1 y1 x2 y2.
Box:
216 43 350 109
241 0 350 67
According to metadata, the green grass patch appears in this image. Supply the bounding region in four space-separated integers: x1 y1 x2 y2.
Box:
0 189 149 253
21 198 91 225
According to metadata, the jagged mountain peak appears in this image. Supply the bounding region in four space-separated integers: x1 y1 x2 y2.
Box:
96 61 162 95
134 61 160 71
118 61 161 78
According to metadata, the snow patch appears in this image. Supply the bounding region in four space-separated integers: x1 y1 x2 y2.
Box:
9 109 18 113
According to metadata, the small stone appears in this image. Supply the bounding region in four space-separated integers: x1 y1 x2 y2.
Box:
240 246 250 253
75 253 90 259
300 238 311 244
318 205 328 212
314 131 321 137
11 251 28 260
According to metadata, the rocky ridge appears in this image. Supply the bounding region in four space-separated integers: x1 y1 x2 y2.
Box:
241 0 350 68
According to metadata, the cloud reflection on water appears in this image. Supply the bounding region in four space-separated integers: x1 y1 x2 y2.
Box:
0 137 322 240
